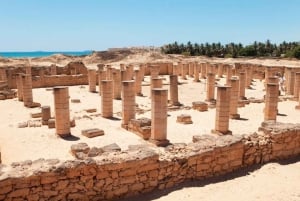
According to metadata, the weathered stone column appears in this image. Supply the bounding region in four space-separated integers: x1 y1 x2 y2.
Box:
217 63 224 78
150 88 169 146
26 65 31 75
188 63 194 77
134 69 143 96
0 68 7 82
229 77 240 119
50 64 57 75
88 69 97 92
293 72 300 99
167 62 173 75
264 83 279 121
98 70 106 95
246 65 253 88
101 80 113 118
39 69 45 86
169 75 180 106
206 73 216 102
53 87 70 137
181 64 187 80
151 78 163 96
121 70 130 82
16 74 24 101
120 63 125 71
121 81 136 128
200 63 207 79
213 86 232 135
193 63 200 82
22 74 33 107
239 71 247 100
295 89 300 110
112 69 121 100
126 65 134 80
150 65 160 79
225 65 232 86
139 64 146 81
287 69 295 95
42 106 51 125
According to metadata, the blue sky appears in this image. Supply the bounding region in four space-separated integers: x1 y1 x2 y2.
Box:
0 0 299 51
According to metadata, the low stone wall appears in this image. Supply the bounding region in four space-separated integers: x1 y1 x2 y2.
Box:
0 122 299 200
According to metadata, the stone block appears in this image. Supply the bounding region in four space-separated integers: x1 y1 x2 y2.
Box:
70 143 90 157
81 128 104 138
192 101 208 111
176 114 193 124
101 143 121 152
30 112 42 118
71 99 81 103
128 118 152 139
48 119 55 128
85 108 97 113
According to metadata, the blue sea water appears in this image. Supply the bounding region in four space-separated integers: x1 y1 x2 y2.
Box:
0 51 93 58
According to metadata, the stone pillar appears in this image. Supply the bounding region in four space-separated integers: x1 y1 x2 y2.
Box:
295 89 300 110
246 65 253 88
139 64 146 81
225 65 232 86
217 63 224 78
106 66 112 80
229 77 240 119
239 71 247 100
50 64 57 75
39 69 45 86
181 64 187 80
150 88 169 146
188 63 194 77
169 75 180 106
126 65 134 80
42 106 51 125
88 69 97 92
121 70 130 82
0 68 7 82
206 73 216 102
287 69 295 95
98 70 106 96
293 72 300 99
134 69 143 96
200 63 206 79
22 74 33 107
193 63 200 82
112 69 121 100
120 63 125 71
167 63 173 75
121 81 136 128
101 80 113 118
53 87 70 137
150 65 160 79
264 83 279 121
16 74 24 101
213 86 232 135
151 78 163 98
26 65 31 75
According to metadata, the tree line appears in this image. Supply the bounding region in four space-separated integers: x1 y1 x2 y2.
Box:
161 40 300 59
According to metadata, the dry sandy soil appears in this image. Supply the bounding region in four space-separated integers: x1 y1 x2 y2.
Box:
0 50 300 200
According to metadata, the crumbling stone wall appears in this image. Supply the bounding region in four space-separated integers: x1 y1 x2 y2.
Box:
0 126 299 200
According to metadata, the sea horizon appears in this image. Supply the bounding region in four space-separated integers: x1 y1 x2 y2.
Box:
0 50 93 58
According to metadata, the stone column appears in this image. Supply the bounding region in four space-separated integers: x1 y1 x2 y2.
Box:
213 86 232 135
98 70 106 95
121 81 136 128
150 65 160 79
169 75 180 106
134 69 143 96
217 63 223 78
26 65 31 75
181 64 187 80
50 64 57 75
229 77 240 119
101 80 113 118
88 69 97 92
42 106 51 125
206 73 216 102
225 65 232 86
16 74 24 101
295 89 300 110
151 78 163 97
126 65 134 80
53 87 70 137
112 69 121 100
167 62 173 75
246 65 253 88
287 69 295 95
39 69 45 86
193 63 200 82
120 63 125 71
188 63 194 77
264 83 279 121
139 64 146 81
150 88 169 146
293 72 300 99
121 70 130 82
239 71 247 100
200 63 207 79
22 74 33 107
0 68 7 82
